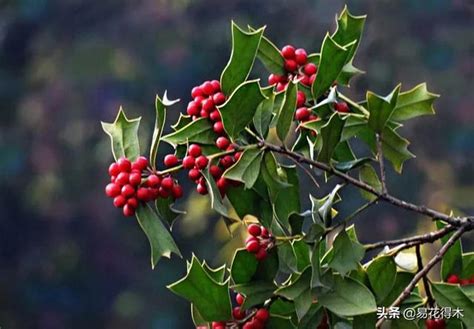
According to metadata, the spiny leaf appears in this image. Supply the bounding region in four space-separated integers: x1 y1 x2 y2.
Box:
201 168 234 220
328 229 365 277
253 93 274 138
101 107 141 161
332 6 367 63
162 118 215 146
358 164 382 201
366 256 397 302
155 197 185 228
230 248 258 284
317 113 345 163
223 147 264 189
367 84 401 132
276 81 298 143
391 83 439 121
253 29 286 75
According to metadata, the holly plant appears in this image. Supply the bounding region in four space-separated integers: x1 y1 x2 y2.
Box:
101 6 474 329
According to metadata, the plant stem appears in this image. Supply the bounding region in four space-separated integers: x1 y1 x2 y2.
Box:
376 133 388 194
415 244 435 307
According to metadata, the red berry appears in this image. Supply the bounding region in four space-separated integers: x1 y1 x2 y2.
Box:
268 74 281 85
246 239 260 253
202 98 215 112
234 152 242 161
188 169 201 181
161 176 174 190
295 107 311 121
210 165 223 178
216 177 228 193
446 274 460 284
276 82 287 92
105 183 121 197
235 293 245 305
137 187 151 201
195 155 209 169
172 184 183 199
294 48 307 65
158 186 170 198
255 248 267 261
248 224 261 237
127 197 138 209
460 279 470 285
132 156 148 171
300 74 310 86
115 172 129 185
194 95 205 104
281 45 295 59
261 227 269 238
129 172 142 186
113 195 127 207
188 144 202 157
211 80 221 93
201 81 214 95
164 154 179 167
213 121 225 134
212 322 225 329
232 307 245 320
123 204 135 217
191 86 204 98
210 110 221 122
187 101 200 116
470 275 474 283
220 155 234 168
182 156 196 169
196 183 208 195
304 63 317 75
121 184 135 198
216 137 230 150
334 101 350 113
200 109 209 118
255 308 270 322
146 174 160 187
212 92 226 105
108 163 120 176
117 157 132 172
309 74 316 84
284 59 298 72
308 114 318 121
296 91 306 107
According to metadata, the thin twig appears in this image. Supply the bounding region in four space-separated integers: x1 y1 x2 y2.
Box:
375 224 468 328
327 199 378 233
376 133 387 194
415 244 435 307
288 156 320 187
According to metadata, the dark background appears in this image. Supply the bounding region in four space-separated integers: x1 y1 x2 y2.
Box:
0 0 473 328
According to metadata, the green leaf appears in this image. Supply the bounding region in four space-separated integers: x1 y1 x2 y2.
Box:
172 113 193 131
168 255 231 322
220 23 264 95
150 92 179 168
313 184 343 227
253 93 274 138
232 281 276 310
380 125 414 173
273 165 301 230
230 249 258 284
317 275 377 316
367 256 397 302
276 267 313 319
135 203 181 269
218 80 266 139
380 272 414 306
391 83 439 121
437 221 463 280
462 285 474 302
338 62 365 86
201 168 233 220
293 240 311 272
223 148 264 189
328 229 365 276
191 304 208 327
297 303 324 329
332 6 367 62
276 81 298 143
101 107 141 161
261 152 291 200
155 197 185 227
312 34 353 99
277 242 298 274
255 32 286 75
367 85 400 132
334 157 372 172
431 283 474 328
358 164 382 201
353 313 377 329
162 118 215 147
462 252 474 278
317 113 345 163
267 315 297 329
253 248 279 282
202 261 227 283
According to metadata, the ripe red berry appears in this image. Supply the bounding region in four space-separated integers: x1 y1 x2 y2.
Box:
281 45 296 59
127 197 138 209
255 308 270 322
216 137 230 150
191 86 204 98
248 224 262 237
304 63 317 75
121 184 135 198
295 107 311 121
161 176 174 190
159 186 170 198
446 274 459 284
276 82 287 92
308 114 318 121
115 172 129 185
108 163 121 176
164 154 179 167
210 165 223 178
232 307 246 320
113 195 127 208
284 59 298 72
199 109 209 118
255 248 267 261
129 172 142 186
123 204 135 217
268 74 281 85
220 155 234 168
212 92 226 105
210 110 221 122
246 239 260 253
137 187 151 201
297 90 306 107
460 279 470 285
235 293 245 305
188 169 201 181
187 101 201 116
216 177 229 193
261 227 269 238
195 155 209 169
188 144 202 157
172 184 183 199
201 81 214 95
213 121 225 134
117 157 132 172
234 152 242 161
300 74 310 86
132 156 149 171
105 183 121 197
147 174 161 187
182 156 196 169
211 322 225 329
202 98 215 112
334 101 350 113
211 80 221 93
196 183 208 195
294 48 307 65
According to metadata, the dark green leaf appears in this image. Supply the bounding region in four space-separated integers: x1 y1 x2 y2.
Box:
305 223 325 243
297 303 324 329
168 255 231 322
367 85 400 132
333 140 356 162
202 261 227 282
338 62 364 86
358 164 382 201
391 83 439 121
226 184 262 219
317 113 345 163
367 256 397 302
135 203 181 269
276 267 313 320
293 240 311 272
253 94 274 138
201 169 234 220
317 184 343 227
328 229 365 276
462 252 474 278
353 313 377 329
379 125 414 173
261 152 291 200
270 298 296 317
223 147 264 189
218 80 266 139
101 107 141 161
277 242 298 274
267 315 296 329
334 157 372 172
253 248 279 282
273 165 301 230
162 118 215 146
436 221 463 280
155 197 185 227
431 283 474 328
230 249 258 284
332 6 367 62
276 81 298 143
191 304 208 327
221 23 264 95
256 32 285 75
171 113 193 131
380 272 414 306
232 281 276 310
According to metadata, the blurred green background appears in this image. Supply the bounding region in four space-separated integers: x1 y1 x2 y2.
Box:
0 0 472 328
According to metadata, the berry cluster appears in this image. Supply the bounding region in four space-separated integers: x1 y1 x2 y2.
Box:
425 318 446 329
268 45 317 92
245 224 274 261
105 156 183 217
446 273 474 285
211 294 269 329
